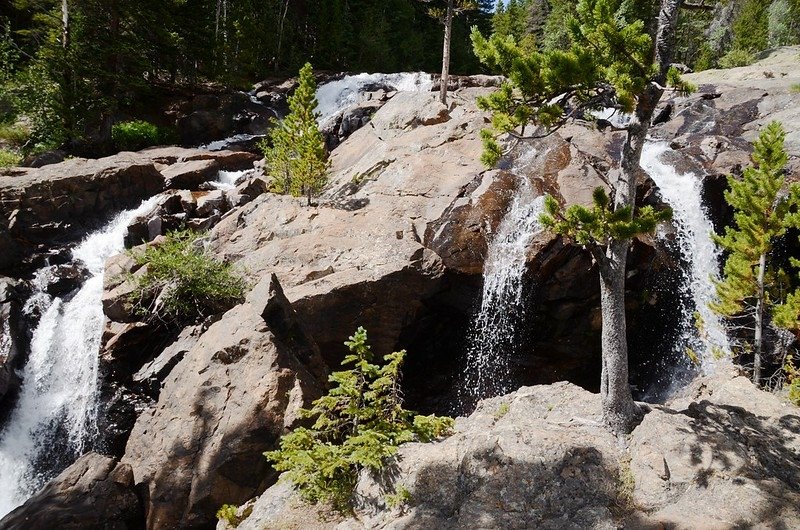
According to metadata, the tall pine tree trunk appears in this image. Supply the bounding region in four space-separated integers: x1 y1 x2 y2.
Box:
599 240 638 433
439 0 454 105
60 0 75 143
753 252 766 384
599 0 681 433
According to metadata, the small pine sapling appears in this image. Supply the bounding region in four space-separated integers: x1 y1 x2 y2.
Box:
265 327 453 512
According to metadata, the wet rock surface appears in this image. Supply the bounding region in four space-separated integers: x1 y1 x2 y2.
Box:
0 452 142 530
0 278 23 405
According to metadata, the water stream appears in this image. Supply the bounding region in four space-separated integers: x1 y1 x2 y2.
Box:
0 197 159 516
641 142 729 378
459 177 546 410
315 72 433 126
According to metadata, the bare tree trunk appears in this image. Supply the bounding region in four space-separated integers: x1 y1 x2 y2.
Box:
275 0 290 72
439 0 454 105
753 252 766 384
61 0 70 50
598 0 681 434
598 243 638 434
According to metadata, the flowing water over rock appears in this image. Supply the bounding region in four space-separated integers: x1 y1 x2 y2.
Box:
641 142 729 394
315 72 433 125
0 197 159 517
459 177 546 411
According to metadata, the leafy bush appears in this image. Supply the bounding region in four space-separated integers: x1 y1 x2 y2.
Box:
215 504 252 528
0 122 30 146
0 148 21 168
791 83 800 94
112 120 174 151
718 48 756 69
265 327 454 512
127 230 248 326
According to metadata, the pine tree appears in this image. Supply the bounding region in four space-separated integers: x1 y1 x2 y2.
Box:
711 121 799 385
260 62 329 206
265 327 453 511
472 0 692 434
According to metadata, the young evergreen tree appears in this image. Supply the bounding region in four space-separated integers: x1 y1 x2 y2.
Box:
260 62 329 206
265 327 453 511
711 121 799 385
472 0 693 434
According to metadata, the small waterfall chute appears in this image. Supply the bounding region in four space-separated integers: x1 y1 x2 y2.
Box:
315 72 434 126
459 176 546 411
0 197 160 517
641 142 729 379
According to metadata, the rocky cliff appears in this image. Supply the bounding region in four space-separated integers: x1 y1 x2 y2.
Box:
1 48 799 530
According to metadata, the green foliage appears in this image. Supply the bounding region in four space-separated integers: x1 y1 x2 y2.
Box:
711 122 795 318
666 66 696 97
112 120 172 152
540 188 672 246
260 63 329 205
384 485 412 509
710 122 800 381
0 122 31 146
216 505 242 528
732 0 770 53
127 230 248 326
718 48 756 69
494 401 510 419
767 0 797 46
5 61 66 150
265 327 453 512
791 83 800 94
471 0 685 167
0 148 22 168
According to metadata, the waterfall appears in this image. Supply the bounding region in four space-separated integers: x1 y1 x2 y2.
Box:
207 168 259 191
315 72 434 126
459 177 546 410
641 142 729 377
0 197 159 517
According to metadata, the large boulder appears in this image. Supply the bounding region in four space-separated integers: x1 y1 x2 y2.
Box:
122 274 326 529
0 453 142 530
227 370 800 530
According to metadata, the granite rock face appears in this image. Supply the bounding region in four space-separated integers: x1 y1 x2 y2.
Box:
121 275 326 530
225 369 800 530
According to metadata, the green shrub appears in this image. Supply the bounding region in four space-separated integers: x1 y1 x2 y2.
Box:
0 148 21 168
0 122 30 146
215 504 252 528
112 119 174 151
127 230 248 326
265 327 454 512
718 48 756 69
791 83 800 94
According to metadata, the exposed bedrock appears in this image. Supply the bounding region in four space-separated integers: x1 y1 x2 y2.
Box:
227 369 800 530
0 147 257 275
13 64 795 529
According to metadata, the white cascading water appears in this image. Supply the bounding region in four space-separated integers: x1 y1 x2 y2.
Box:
315 72 433 126
0 197 160 517
208 168 260 191
459 177 546 410
641 142 729 371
